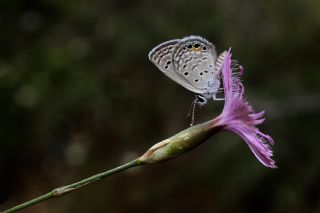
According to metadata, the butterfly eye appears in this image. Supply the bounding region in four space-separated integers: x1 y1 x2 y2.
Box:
197 95 206 103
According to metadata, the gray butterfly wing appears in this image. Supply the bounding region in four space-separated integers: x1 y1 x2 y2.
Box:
148 39 204 94
172 36 219 96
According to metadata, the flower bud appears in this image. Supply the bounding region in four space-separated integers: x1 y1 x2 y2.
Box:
139 120 222 164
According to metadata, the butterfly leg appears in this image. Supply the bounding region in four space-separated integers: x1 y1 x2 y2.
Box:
212 91 225 101
187 95 207 126
187 97 197 126
213 96 225 101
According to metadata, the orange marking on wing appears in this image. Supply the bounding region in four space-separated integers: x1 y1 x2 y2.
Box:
191 47 201 52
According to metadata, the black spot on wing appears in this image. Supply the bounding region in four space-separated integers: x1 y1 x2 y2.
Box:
148 39 179 63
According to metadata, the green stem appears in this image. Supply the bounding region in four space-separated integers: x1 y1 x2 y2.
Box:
1 159 142 213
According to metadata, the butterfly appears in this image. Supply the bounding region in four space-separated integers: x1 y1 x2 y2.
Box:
148 35 226 106
148 35 226 125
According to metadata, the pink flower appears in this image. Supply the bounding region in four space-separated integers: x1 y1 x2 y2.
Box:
216 49 276 168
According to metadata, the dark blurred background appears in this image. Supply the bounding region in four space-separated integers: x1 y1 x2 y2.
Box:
1 0 320 212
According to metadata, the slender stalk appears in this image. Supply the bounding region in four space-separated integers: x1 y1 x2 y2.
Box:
1 159 142 213
2 121 219 213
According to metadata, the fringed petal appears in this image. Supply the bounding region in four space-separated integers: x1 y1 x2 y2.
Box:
218 49 276 168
